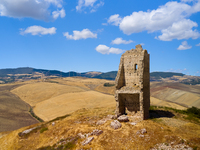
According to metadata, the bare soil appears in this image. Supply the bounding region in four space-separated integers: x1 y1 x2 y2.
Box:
0 84 38 132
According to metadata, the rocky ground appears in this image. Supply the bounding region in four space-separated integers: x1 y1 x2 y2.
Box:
0 106 199 150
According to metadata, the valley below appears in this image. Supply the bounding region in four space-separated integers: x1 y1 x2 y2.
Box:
0 76 200 149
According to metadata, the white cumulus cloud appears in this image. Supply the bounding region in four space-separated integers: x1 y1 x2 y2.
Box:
177 41 192 50
158 19 200 41
0 0 65 20
52 8 65 19
107 14 122 26
95 44 124 54
196 43 200 46
111 37 133 45
63 29 97 40
107 1 200 41
20 26 56 35
76 0 104 12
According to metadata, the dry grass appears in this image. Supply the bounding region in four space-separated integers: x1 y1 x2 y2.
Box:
10 78 116 122
0 107 200 150
11 82 86 106
34 91 115 121
151 82 200 108
94 83 115 95
10 77 187 122
150 97 187 110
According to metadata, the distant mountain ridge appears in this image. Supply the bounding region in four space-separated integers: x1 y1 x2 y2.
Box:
0 67 200 85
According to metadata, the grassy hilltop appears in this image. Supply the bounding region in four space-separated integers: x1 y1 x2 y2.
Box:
0 105 200 150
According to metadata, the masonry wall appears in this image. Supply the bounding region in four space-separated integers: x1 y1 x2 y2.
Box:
115 45 150 120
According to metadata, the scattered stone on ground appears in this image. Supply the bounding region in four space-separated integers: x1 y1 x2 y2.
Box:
128 115 143 123
96 119 107 125
91 129 103 136
52 122 55 126
141 128 147 134
18 126 41 137
82 137 94 146
139 135 144 138
110 120 122 130
107 114 117 119
78 133 85 139
129 122 137 126
117 115 129 122
78 129 103 139
150 142 193 150
135 128 147 137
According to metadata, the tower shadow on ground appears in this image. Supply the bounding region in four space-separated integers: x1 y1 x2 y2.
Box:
149 109 175 118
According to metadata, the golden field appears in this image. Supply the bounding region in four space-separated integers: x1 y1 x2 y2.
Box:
10 77 189 121
0 77 200 149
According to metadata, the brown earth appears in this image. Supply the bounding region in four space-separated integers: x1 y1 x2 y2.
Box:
0 84 38 132
151 82 200 108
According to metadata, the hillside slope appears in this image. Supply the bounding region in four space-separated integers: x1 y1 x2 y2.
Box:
11 82 86 106
151 82 200 108
1 67 200 85
0 107 200 150
11 78 116 121
34 91 115 121
0 84 38 132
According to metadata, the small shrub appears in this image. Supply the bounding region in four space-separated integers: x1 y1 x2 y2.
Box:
37 146 53 150
187 107 200 118
64 142 75 149
193 146 198 150
29 108 44 122
149 105 200 124
40 127 48 133
104 83 115 87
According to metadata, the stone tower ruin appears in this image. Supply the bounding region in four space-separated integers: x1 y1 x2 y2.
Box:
115 44 150 120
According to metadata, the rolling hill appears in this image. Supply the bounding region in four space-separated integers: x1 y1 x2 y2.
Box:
1 67 200 85
0 84 38 132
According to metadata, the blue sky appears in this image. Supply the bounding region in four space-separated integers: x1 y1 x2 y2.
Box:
0 0 200 76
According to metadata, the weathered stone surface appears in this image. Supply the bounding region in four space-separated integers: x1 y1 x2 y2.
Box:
91 129 103 136
117 115 129 122
18 126 41 137
136 128 147 137
110 120 122 130
96 119 107 125
78 133 85 139
82 137 94 146
107 114 117 119
141 128 147 134
115 44 150 120
150 143 193 150
129 122 137 126
139 135 144 138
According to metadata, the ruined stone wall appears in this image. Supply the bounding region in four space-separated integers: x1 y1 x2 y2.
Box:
115 44 150 120
143 50 150 119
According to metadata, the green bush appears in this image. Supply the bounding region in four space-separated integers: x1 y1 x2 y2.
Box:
40 127 48 133
29 108 44 122
64 142 75 149
104 83 115 87
149 105 200 124
187 106 200 118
